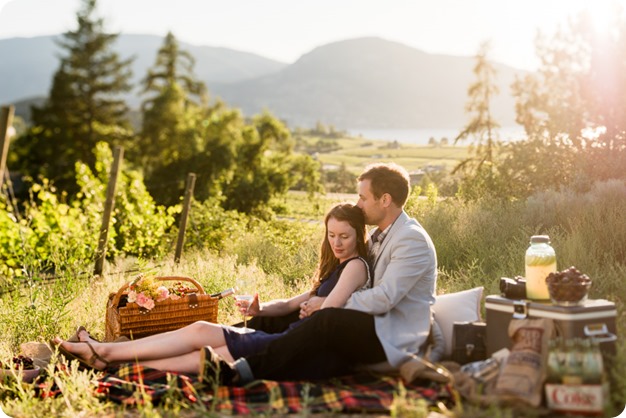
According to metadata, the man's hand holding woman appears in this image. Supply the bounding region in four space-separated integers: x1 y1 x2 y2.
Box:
299 296 324 318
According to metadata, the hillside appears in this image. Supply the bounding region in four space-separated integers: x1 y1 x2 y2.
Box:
2 35 525 130
0 34 287 107
212 37 525 129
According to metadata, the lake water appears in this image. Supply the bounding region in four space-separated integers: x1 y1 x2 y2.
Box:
347 126 526 146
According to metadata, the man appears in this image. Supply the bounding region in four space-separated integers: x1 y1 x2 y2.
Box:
203 163 446 384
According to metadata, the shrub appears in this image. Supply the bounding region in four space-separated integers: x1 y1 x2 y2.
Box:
75 142 179 259
184 198 248 252
226 218 321 285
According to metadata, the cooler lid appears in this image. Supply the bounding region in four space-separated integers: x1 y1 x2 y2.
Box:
485 295 617 321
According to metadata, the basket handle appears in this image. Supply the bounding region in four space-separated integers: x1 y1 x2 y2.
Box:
110 276 206 307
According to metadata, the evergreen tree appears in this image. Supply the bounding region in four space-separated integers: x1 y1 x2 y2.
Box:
137 32 207 170
136 34 321 213
15 0 133 194
453 41 502 199
142 32 207 104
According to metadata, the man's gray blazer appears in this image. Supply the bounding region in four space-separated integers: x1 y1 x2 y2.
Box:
344 211 437 368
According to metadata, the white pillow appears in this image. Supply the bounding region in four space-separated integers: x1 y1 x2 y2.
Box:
432 286 484 358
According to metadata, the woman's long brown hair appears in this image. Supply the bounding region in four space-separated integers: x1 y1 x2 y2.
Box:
310 203 368 294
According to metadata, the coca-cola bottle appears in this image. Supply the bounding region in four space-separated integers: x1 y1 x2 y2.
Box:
546 338 564 384
561 338 583 385
581 339 604 385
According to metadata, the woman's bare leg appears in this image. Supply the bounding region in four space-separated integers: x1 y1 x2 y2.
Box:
212 345 235 363
138 345 235 373
140 350 202 374
53 321 228 366
78 328 237 366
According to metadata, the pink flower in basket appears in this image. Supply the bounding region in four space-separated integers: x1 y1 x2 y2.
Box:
127 290 138 303
135 292 155 310
125 275 195 311
156 286 170 302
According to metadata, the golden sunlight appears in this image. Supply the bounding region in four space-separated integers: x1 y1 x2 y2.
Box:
582 1 622 32
527 0 623 37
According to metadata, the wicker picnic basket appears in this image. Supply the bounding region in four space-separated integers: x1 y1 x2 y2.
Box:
105 276 219 341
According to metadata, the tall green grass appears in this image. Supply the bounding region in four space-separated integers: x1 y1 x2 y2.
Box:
1 180 625 416
417 180 626 303
414 179 626 412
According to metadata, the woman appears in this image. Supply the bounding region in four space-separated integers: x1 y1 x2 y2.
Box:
51 203 370 375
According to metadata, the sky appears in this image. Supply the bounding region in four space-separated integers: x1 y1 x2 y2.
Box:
0 0 624 71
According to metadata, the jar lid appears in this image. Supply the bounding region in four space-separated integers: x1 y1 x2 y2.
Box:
530 235 550 243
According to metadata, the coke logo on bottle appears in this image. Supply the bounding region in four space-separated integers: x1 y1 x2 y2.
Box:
546 384 604 412
551 387 597 406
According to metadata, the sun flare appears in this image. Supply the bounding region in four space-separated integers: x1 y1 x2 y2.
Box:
526 0 624 36
584 1 622 29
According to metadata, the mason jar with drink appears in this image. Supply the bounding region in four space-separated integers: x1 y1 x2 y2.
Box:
525 235 557 300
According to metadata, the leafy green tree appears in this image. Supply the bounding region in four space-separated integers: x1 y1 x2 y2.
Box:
290 153 324 194
0 141 178 280
313 121 328 136
508 6 626 195
14 0 133 194
76 142 179 259
453 41 502 199
221 112 321 215
147 104 321 215
324 162 356 193
146 102 241 206
134 33 321 213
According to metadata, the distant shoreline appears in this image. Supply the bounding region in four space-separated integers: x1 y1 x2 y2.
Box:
348 126 525 146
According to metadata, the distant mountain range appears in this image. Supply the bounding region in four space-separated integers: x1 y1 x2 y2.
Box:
0 34 286 108
0 34 525 129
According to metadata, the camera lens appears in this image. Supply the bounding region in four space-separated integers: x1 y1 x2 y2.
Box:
500 277 526 299
500 277 514 293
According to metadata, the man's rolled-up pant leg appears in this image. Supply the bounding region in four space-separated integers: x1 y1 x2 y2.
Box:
244 308 386 381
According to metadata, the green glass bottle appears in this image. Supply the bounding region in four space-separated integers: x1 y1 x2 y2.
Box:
581 339 604 384
562 338 583 385
546 338 563 384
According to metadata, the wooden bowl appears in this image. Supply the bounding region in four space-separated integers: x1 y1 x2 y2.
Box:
0 366 41 383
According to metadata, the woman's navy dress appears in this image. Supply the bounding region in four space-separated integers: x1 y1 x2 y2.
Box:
222 256 370 359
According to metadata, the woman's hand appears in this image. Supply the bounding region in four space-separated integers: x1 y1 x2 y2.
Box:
236 293 260 316
299 296 325 318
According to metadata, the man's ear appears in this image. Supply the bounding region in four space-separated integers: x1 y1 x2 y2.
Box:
381 193 392 207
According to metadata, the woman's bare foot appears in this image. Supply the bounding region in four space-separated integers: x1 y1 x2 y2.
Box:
77 328 98 343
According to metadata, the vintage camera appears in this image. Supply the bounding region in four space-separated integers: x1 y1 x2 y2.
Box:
499 276 526 299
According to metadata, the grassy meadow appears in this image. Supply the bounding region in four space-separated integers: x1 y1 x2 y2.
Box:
1 140 625 417
297 134 469 173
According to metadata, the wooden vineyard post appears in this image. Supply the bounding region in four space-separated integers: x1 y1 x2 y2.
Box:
0 105 15 191
94 146 124 277
175 173 196 264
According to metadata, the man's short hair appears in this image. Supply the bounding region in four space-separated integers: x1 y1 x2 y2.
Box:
358 163 410 207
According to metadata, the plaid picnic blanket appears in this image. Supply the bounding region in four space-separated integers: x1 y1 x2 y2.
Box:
95 363 456 415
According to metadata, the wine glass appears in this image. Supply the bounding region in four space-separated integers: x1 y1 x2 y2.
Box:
234 278 253 328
